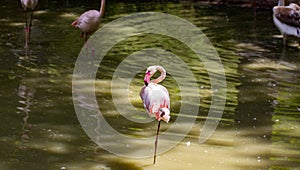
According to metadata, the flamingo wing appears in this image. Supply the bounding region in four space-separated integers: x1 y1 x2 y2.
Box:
21 0 38 9
72 10 101 33
140 85 152 112
140 83 170 119
274 5 300 28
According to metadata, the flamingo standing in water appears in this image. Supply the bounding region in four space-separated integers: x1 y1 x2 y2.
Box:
140 65 170 164
72 0 105 42
273 0 300 46
20 0 38 48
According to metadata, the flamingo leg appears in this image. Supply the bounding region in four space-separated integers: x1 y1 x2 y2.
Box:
25 10 29 48
84 33 89 53
25 10 28 30
80 32 88 43
153 120 161 164
83 33 95 60
85 33 88 42
283 34 287 46
80 32 84 39
29 9 33 39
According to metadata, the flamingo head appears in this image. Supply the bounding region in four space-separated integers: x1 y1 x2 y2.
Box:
159 108 170 123
144 71 151 86
146 66 159 76
144 66 160 86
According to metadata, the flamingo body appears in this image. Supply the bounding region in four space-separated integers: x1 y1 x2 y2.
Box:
72 10 101 34
20 0 38 10
140 83 170 122
72 0 105 40
273 1 300 45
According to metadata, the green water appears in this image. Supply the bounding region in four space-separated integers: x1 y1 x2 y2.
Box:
0 1 300 169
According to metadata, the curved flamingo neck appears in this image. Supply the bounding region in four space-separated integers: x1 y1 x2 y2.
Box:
152 66 166 84
99 0 105 17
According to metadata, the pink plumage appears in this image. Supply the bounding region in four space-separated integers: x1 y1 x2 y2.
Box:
20 0 38 10
140 65 170 122
140 82 170 122
72 10 101 34
72 0 105 41
140 65 171 164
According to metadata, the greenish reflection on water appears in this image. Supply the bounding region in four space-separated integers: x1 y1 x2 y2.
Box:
0 1 299 169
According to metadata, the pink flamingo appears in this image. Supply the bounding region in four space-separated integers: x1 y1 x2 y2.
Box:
140 65 170 164
20 0 38 48
71 0 106 42
273 0 300 45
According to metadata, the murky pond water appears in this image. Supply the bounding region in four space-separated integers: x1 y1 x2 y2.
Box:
0 0 300 169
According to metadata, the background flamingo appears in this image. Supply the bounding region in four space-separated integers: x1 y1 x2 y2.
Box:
20 0 38 48
273 0 300 46
140 65 170 164
72 0 105 42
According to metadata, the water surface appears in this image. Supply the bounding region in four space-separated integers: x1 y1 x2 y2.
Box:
0 1 299 169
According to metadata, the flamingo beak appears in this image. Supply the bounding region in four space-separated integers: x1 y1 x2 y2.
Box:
144 71 150 86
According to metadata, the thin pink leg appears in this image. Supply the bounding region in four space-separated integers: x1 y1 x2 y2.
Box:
153 120 161 164
28 10 33 41
24 11 29 48
81 32 89 56
25 27 29 48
